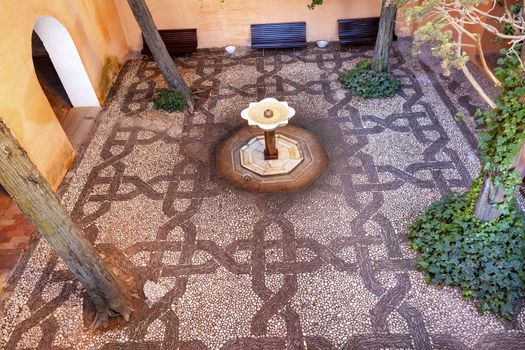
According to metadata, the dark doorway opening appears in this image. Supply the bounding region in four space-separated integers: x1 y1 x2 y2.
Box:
32 31 73 123
31 27 101 152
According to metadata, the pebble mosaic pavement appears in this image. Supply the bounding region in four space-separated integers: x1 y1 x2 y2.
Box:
1 42 525 349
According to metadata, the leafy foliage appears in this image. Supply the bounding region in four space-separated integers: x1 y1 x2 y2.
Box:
339 60 401 99
476 47 525 212
307 0 324 10
406 0 525 78
405 1 469 76
153 88 187 112
408 182 525 319
409 48 525 319
501 3 524 36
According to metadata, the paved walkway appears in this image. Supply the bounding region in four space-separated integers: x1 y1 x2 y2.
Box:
0 188 34 292
1 42 524 349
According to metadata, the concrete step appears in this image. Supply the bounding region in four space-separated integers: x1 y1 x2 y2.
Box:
61 106 101 153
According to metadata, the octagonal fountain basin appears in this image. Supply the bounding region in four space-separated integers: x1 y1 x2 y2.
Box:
241 98 295 131
217 98 328 193
240 134 304 176
216 124 329 193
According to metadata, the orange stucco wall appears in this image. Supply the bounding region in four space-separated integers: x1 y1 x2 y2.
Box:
0 0 510 191
0 0 128 190
113 0 384 51
398 0 509 61
456 1 508 59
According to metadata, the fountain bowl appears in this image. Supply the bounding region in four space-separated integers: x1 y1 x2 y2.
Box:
225 45 237 54
316 40 329 48
241 98 295 131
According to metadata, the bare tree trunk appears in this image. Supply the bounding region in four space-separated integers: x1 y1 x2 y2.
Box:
372 0 397 72
0 117 136 329
461 65 497 108
522 1 525 65
474 35 501 87
521 15 525 103
522 38 525 65
474 4 524 221
522 42 525 83
128 0 194 111
474 173 504 221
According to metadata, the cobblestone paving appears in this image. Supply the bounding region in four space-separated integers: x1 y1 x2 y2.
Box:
1 42 524 349
0 189 34 293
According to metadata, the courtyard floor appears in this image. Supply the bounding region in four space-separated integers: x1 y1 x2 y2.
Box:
1 41 524 349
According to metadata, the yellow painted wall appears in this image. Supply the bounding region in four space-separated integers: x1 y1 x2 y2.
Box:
0 0 128 190
113 0 384 51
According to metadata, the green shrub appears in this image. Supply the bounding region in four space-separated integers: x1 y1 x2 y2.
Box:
153 88 187 112
339 60 401 99
409 46 525 320
476 47 525 208
355 60 373 70
408 182 525 319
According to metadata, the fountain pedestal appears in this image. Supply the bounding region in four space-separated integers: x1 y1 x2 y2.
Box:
264 131 278 160
216 98 328 193
241 134 303 176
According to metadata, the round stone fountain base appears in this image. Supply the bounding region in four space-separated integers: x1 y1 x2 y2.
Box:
217 125 329 193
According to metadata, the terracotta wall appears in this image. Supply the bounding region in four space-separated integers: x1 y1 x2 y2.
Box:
0 0 128 189
455 1 508 59
0 0 508 191
397 0 509 59
519 143 525 177
476 2 509 56
113 0 384 51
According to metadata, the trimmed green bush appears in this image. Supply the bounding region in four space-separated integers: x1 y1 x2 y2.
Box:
153 88 187 112
339 60 401 99
408 181 525 319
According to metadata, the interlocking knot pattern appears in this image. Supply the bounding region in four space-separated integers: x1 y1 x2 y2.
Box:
1 43 524 350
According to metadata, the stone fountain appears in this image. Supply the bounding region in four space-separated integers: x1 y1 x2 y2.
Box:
217 98 328 192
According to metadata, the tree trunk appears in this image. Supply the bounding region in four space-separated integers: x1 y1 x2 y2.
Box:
0 118 136 329
474 4 524 221
128 0 194 111
520 8 525 104
522 1 525 65
372 0 397 72
461 64 496 108
474 173 504 221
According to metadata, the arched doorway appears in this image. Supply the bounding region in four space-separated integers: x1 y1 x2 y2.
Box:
33 16 99 108
32 16 101 150
0 16 105 291
32 31 72 122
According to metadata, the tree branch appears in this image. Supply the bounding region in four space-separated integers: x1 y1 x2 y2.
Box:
461 64 496 108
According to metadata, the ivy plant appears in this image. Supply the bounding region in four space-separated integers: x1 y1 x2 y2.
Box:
153 88 187 112
476 48 525 212
339 60 401 99
409 180 525 319
409 48 525 320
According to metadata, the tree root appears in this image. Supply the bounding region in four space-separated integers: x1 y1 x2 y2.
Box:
83 244 144 331
90 301 135 330
190 86 212 112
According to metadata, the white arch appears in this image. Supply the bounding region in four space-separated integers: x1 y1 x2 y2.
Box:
34 16 100 107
